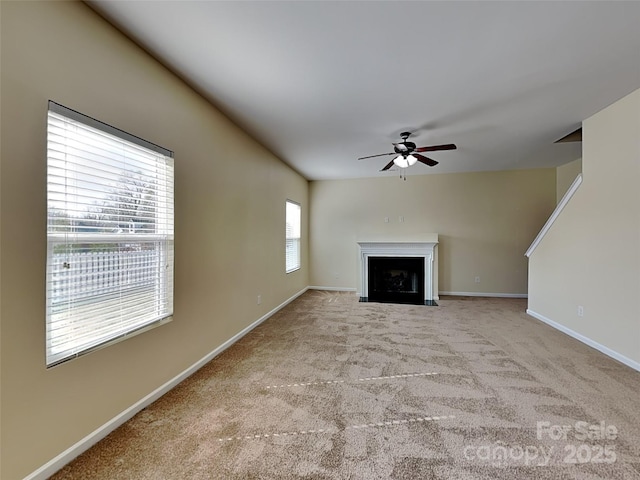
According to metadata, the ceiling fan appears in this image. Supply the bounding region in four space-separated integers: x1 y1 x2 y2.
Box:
358 132 457 171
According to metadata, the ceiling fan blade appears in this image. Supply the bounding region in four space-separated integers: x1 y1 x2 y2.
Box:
358 152 395 160
415 143 457 152
414 153 438 167
380 159 396 171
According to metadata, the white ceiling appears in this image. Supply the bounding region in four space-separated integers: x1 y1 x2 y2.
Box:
87 1 640 181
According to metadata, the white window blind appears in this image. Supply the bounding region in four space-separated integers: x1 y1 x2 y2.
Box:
285 200 301 273
46 101 174 367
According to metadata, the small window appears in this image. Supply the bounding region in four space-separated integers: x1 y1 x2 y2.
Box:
46 101 174 367
285 200 301 273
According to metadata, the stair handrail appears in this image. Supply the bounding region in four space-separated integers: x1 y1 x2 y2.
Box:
525 173 583 258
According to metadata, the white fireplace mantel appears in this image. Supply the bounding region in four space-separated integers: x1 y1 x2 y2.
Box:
358 240 438 303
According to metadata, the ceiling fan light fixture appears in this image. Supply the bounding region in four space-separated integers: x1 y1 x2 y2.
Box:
393 154 418 168
393 155 408 168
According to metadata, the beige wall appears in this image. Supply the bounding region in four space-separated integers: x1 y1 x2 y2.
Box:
556 158 583 202
528 88 640 366
0 2 308 478
310 169 556 296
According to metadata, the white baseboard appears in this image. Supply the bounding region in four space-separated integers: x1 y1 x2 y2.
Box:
24 287 309 480
308 286 357 292
439 291 528 298
527 309 640 373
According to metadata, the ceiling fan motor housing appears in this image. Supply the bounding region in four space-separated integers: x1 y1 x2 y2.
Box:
394 141 416 154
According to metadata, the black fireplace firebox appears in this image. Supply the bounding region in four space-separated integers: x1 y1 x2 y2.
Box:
365 256 425 305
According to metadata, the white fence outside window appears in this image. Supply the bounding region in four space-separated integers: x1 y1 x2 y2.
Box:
49 249 158 306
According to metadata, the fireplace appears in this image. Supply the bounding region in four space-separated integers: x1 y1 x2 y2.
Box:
358 240 438 306
368 257 424 305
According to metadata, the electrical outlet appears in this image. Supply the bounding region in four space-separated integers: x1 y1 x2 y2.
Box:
257 295 261 305
384 217 389 223
577 305 584 317
399 216 404 223
474 276 481 283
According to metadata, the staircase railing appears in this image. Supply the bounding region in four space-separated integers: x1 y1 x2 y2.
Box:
525 173 583 258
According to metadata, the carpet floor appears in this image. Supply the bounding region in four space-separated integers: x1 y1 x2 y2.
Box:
51 291 640 479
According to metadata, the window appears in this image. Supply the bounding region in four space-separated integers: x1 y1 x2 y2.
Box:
285 200 301 273
46 101 174 367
